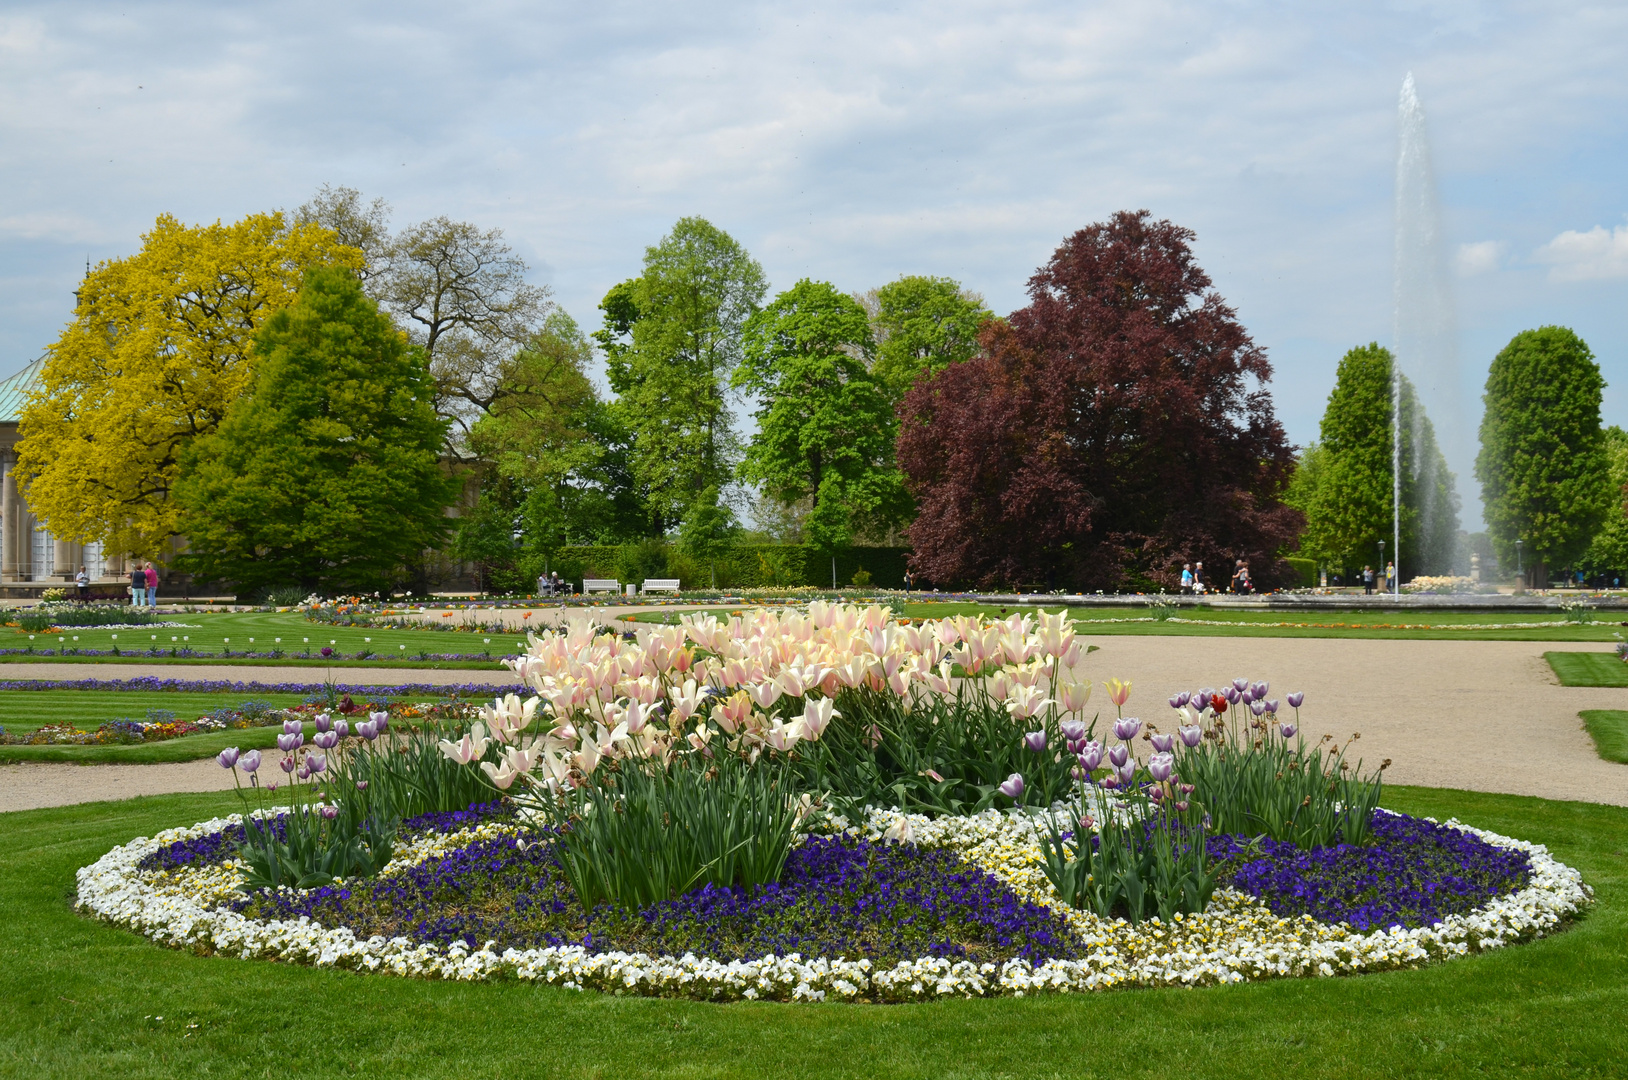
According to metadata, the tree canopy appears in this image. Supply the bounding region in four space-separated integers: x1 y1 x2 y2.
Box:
861 275 993 403
1581 426 1628 578
1475 326 1611 582
596 218 767 530
898 211 1300 591
736 279 907 548
16 211 361 557
1293 344 1459 577
173 267 457 593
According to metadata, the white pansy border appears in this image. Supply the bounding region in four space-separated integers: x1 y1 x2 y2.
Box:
75 807 1592 1002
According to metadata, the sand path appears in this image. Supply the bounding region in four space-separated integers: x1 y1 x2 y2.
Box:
1 637 1623 813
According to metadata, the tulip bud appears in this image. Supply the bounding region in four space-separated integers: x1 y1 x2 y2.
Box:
216 747 240 769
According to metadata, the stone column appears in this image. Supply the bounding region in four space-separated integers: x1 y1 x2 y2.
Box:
1 456 15 582
54 537 74 580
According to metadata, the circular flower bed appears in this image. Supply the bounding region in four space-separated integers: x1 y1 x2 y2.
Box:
77 803 1590 1002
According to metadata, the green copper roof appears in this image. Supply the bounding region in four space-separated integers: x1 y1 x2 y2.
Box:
0 358 42 424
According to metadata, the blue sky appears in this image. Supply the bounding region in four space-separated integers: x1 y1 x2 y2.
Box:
2 1 1625 527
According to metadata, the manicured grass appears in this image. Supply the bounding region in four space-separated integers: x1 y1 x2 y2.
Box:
1581 711 1628 765
0 654 505 670
1 609 533 662
1 786 1623 1079
621 602 1628 641
0 691 314 735
1546 651 1628 686
0 724 293 764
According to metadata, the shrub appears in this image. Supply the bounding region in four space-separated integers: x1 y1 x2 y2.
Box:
851 568 873 587
17 605 158 631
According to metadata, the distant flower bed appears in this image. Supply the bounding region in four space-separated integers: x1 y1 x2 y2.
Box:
0 645 515 662
0 677 524 697
79 804 1587 1001
11 605 167 632
0 697 487 746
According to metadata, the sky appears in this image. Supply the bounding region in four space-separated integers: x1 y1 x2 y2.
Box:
2 1 1625 529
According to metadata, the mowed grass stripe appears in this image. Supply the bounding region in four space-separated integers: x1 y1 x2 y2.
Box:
1546 651 1628 686
0 691 315 735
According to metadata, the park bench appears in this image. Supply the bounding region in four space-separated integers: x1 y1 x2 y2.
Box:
583 579 620 594
641 578 681 594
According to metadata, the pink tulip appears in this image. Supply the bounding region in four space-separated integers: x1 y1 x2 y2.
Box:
997 773 1025 799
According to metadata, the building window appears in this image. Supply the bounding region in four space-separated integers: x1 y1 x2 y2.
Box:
31 524 53 581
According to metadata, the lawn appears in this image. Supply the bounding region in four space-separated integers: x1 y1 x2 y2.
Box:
1581 711 1628 764
1546 651 1628 686
0 609 533 666
1 785 1622 1079
620 603 1628 642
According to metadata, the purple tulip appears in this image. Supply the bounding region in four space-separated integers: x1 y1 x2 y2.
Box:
307 751 327 775
239 750 261 773
997 773 1025 799
1077 740 1104 771
1198 687 1214 703
1060 719 1087 743
1113 717 1142 741
314 713 332 733
355 780 368 791
1232 677 1249 692
1178 724 1202 747
369 710 389 732
1249 699 1266 716
313 730 339 750
1099 774 1119 790
1023 730 1047 753
1286 691 1305 708
297 763 312 780
334 719 349 738
1147 752 1175 782
1071 765 1087 781
1108 744 1130 768
1223 686 1241 704
1175 691 1192 707
1115 760 1137 784
279 756 296 774
1279 723 1297 739
282 719 302 735
1148 785 1165 803
1175 800 1190 812
1252 681 1269 700
1265 699 1279 714
356 720 379 741
318 804 338 820
1150 732 1175 753
276 732 304 752
321 647 334 658
1168 694 1184 709
216 747 240 769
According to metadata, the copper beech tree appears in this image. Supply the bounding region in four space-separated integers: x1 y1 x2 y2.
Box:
897 211 1301 591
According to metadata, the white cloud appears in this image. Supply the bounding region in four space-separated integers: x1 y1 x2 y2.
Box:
1454 240 1504 276
1535 223 1628 281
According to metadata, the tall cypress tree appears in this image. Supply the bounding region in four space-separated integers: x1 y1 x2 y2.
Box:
1299 344 1460 577
1476 326 1611 585
175 267 457 593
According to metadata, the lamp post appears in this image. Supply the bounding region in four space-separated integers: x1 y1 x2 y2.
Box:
1378 540 1385 595
1516 539 1524 588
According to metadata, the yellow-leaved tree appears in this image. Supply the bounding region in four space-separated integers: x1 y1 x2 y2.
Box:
17 212 363 556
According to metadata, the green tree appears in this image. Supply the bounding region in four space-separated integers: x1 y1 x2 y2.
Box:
736 280 908 545
1299 344 1460 577
860 275 994 402
595 218 767 529
1476 327 1611 585
677 485 741 587
1580 426 1628 579
174 267 457 593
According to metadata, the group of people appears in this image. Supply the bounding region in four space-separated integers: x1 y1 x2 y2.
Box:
1361 562 1397 595
68 561 159 606
1178 559 1254 595
536 571 572 597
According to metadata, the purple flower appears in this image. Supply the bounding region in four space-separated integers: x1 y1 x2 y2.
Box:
1022 730 1047 753
369 710 390 732
1115 760 1136 784
313 730 339 749
239 750 261 773
1223 686 1241 704
216 747 240 769
1108 744 1130 768
1178 724 1202 747
355 780 368 791
1232 678 1249 692
279 756 296 774
1113 717 1142 741
321 646 334 658
297 763 312 780
1076 740 1103 771
1249 700 1266 716
282 719 302 735
307 752 327 774
1265 699 1280 714
276 732 304 752
1252 681 1269 700
1149 733 1174 753
1147 752 1175 782
317 804 338 820
1279 723 1297 739
334 719 349 738
1286 691 1305 708
314 712 332 733
1059 719 1087 744
997 773 1025 799
357 719 379 741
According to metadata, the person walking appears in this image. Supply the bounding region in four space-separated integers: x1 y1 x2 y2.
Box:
75 565 90 603
128 562 145 608
1237 561 1252 595
1362 565 1375 595
1385 561 1396 592
1192 562 1205 595
1179 563 1193 594
143 562 158 607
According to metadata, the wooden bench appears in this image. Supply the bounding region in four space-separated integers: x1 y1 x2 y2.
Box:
641 578 681 594
583 579 621 594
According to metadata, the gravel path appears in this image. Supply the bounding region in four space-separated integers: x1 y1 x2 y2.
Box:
2 638 1623 813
